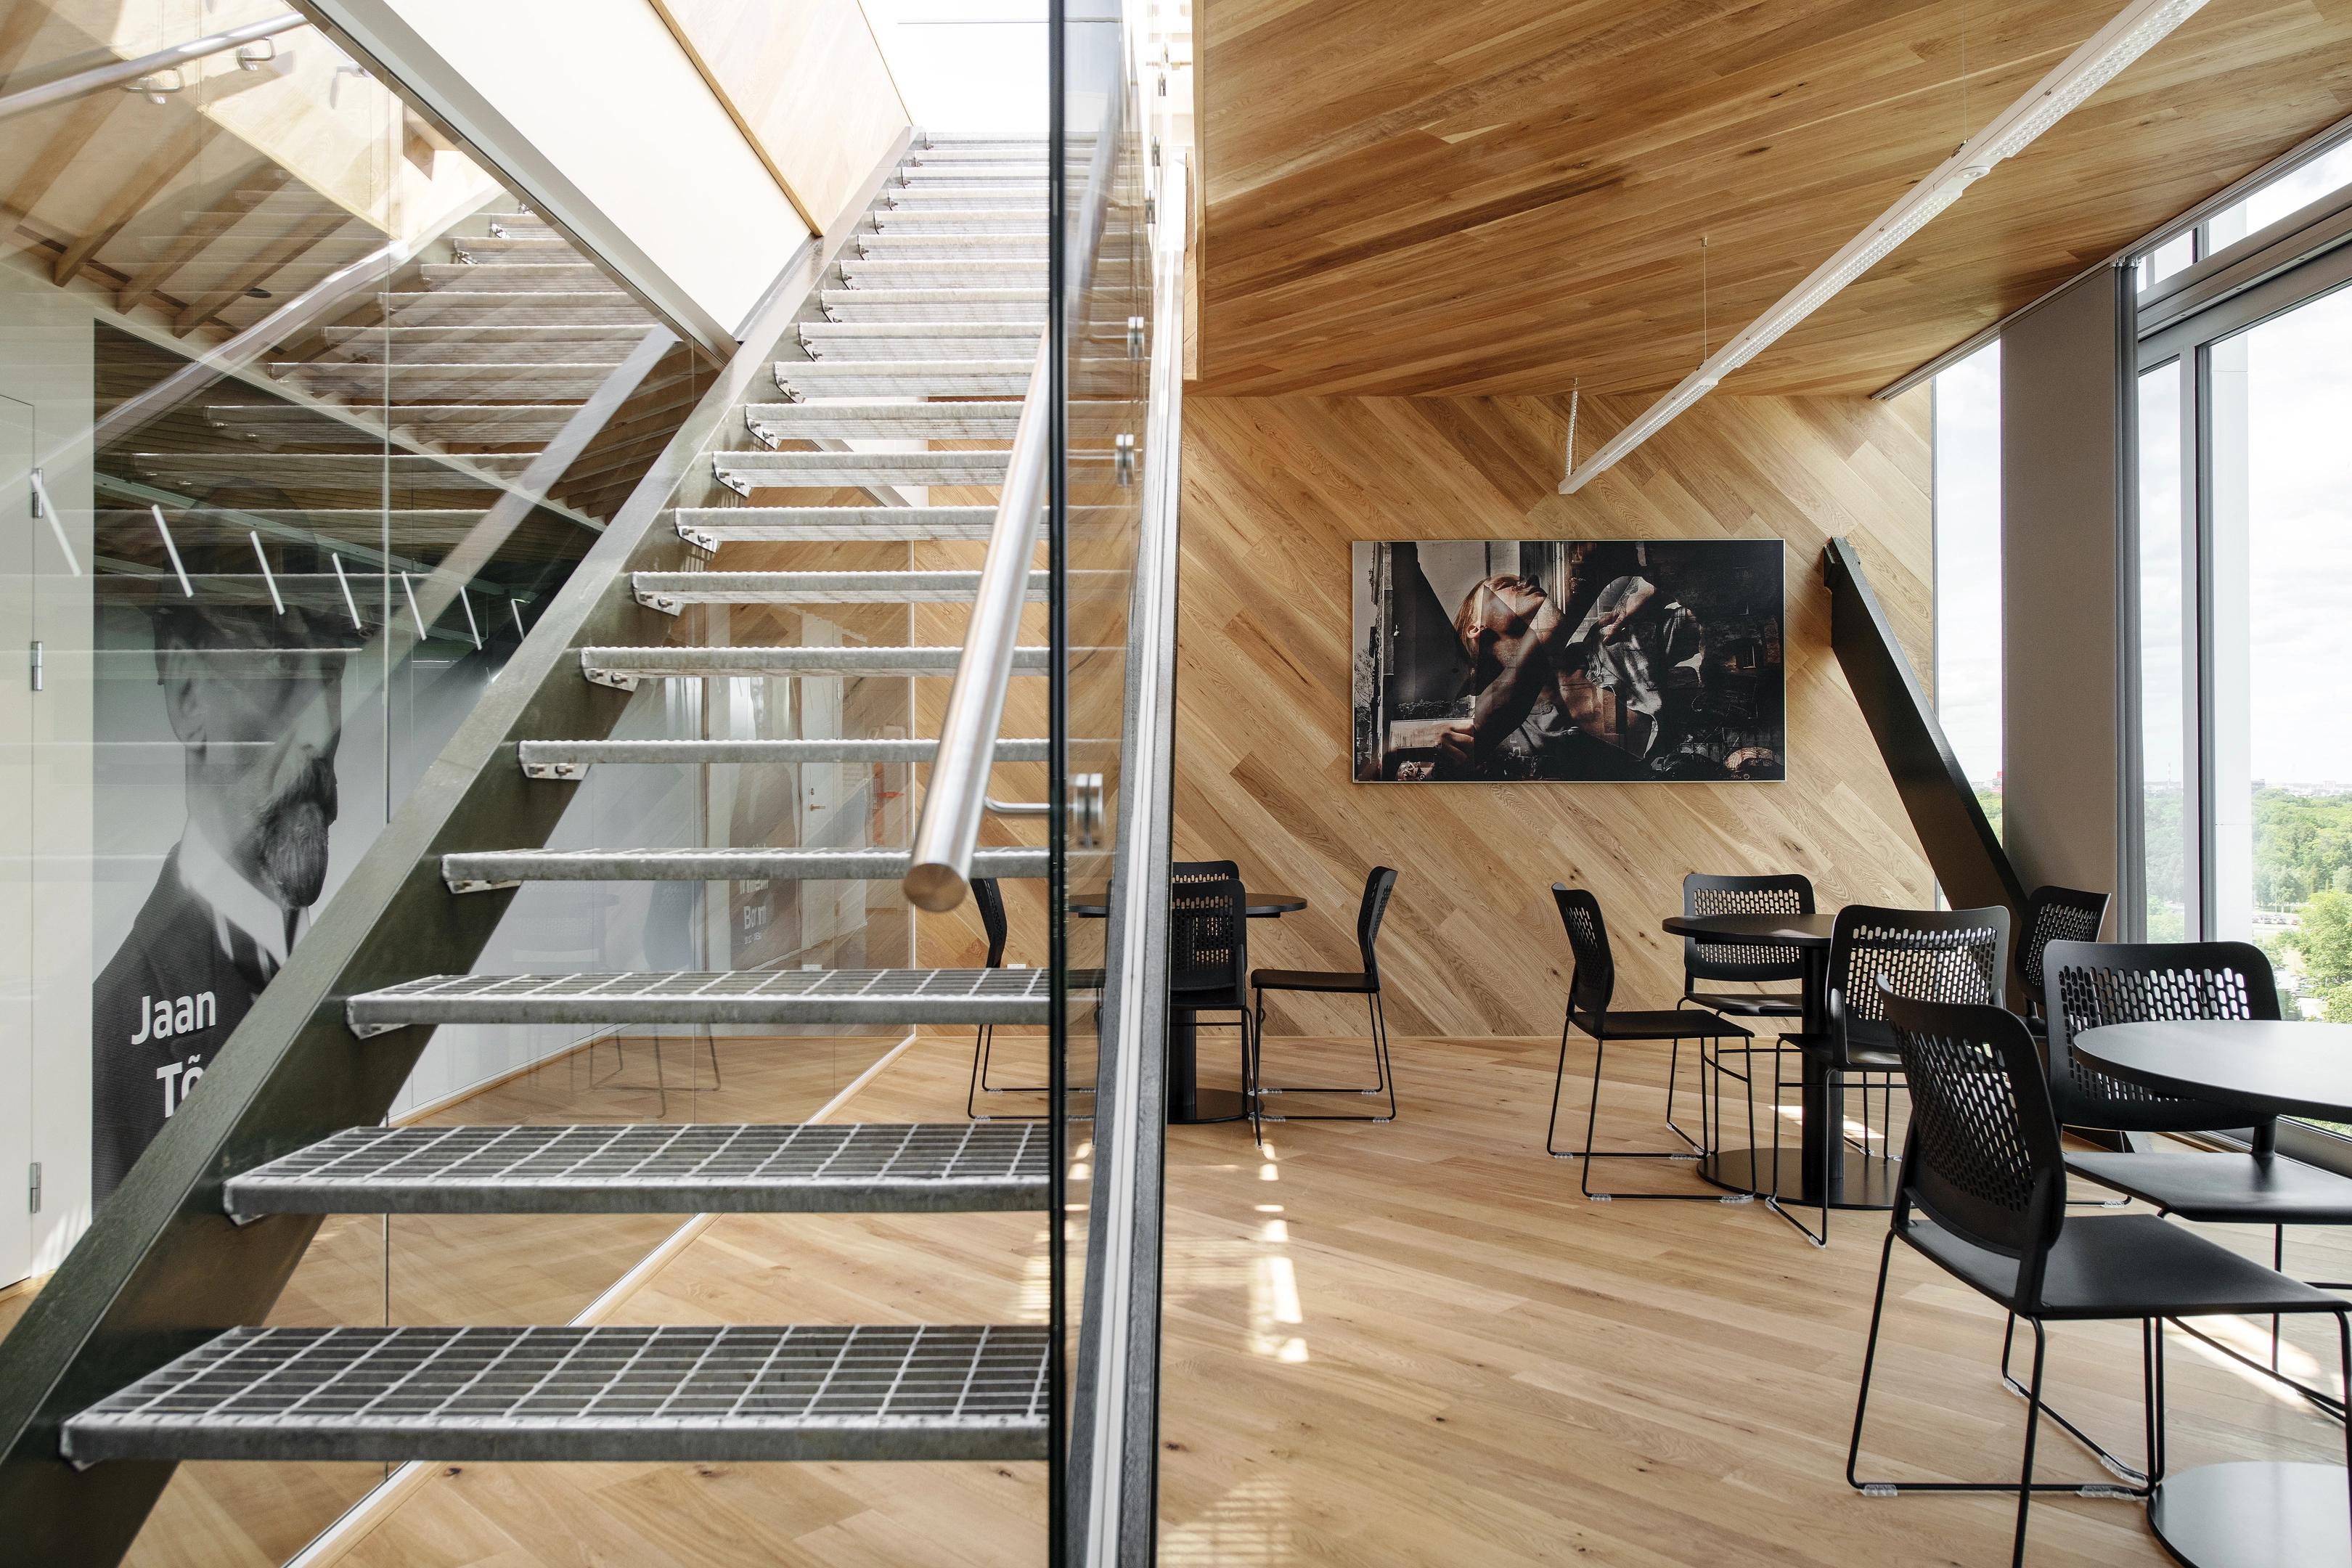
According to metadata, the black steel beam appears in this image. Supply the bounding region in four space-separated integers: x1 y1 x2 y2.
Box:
1824 536 2027 928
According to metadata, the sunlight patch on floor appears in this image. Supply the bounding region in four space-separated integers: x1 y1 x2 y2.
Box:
1161 1475 1297 1565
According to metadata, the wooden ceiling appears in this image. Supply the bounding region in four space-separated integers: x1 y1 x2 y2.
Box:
1194 0 2352 399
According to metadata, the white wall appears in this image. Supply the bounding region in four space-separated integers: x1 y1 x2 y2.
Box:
0 253 98 1281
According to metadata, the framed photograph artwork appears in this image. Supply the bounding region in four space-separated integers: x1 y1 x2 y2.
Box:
1352 539 1786 783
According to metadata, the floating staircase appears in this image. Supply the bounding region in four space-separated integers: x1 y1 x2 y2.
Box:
44 131 1092 1490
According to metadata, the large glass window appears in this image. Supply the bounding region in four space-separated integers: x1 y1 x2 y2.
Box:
1933 340 2003 838
2138 136 2352 293
2134 175 2352 1029
2136 359 2190 939
2210 285 2352 1016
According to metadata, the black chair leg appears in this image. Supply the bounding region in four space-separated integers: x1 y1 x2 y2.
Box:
1851 1236 2149 1520
968 1021 1048 1123
1549 1026 1739 1203
1764 1051 1829 1246
1997 1312 2150 1486
1847 1227 1898 1492
1250 987 1397 1123
2010 1320 2049 1568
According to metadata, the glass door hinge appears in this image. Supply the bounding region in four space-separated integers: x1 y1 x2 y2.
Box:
28 1161 41 1214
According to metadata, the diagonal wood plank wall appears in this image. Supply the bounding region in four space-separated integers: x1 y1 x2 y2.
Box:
1175 390 1937 1037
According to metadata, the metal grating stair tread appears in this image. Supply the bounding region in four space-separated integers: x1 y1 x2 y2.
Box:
677 505 998 543
224 1122 1050 1215
872 212 1048 232
346 965 1079 1032
744 404 1030 439
576 644 1047 687
441 846 1052 891
817 287 1049 321
711 450 1012 491
60 1324 1050 1465
631 569 1054 610
856 236 1050 259
518 736 1048 777
774 361 1033 397
835 258 1045 285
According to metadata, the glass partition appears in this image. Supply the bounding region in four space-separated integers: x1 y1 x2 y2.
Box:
0 2 754 1557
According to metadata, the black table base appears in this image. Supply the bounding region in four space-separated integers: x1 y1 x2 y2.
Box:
2149 1461 2351 1568
1699 1148 1901 1209
1168 1012 1249 1125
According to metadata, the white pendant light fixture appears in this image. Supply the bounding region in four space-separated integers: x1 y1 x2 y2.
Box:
1561 0 2208 493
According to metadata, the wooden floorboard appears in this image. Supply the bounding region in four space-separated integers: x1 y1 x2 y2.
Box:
279 1026 2352 1566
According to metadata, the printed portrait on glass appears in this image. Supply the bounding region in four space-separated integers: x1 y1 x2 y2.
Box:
90 531 362 1202
1351 539 1786 783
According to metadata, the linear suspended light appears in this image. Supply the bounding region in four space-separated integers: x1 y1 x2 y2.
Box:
399 572 429 640
330 555 363 631
249 530 285 615
28 469 79 577
149 505 192 597
1561 0 2208 494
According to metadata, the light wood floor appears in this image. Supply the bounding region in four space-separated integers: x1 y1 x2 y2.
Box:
229 1026 2352 1568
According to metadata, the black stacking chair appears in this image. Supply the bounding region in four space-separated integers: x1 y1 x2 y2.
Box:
964 878 1042 1122
1850 989 2349 1568
2038 939 2352 1418
1546 886 1752 1201
1677 872 1811 1149
1250 866 1399 1130
1172 875 1252 1129
1772 904 2009 1246
2015 886 2109 1037
1681 872 1812 1017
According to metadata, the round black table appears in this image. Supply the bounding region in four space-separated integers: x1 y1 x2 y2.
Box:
2075 1018 2352 1568
1074 889 1307 1124
1657 912 1894 1209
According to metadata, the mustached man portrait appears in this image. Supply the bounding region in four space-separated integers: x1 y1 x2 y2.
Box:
91 534 354 1202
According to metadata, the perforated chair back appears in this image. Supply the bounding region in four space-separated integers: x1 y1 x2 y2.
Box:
971 877 1008 970
1356 867 1399 983
1828 904 2009 1062
1682 872 1813 987
2019 885 2110 1002
1883 989 2065 1301
1169 877 1247 1009
1553 885 1616 1031
1173 859 1239 889
2040 939 2278 1136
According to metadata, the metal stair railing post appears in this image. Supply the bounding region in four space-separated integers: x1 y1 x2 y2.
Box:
1068 136 1187 1568
0 128 913 1566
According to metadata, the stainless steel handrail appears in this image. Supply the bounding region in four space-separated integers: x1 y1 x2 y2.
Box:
902 73 1130 912
1069 140 1188 1568
903 334 1055 912
0 13 307 122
